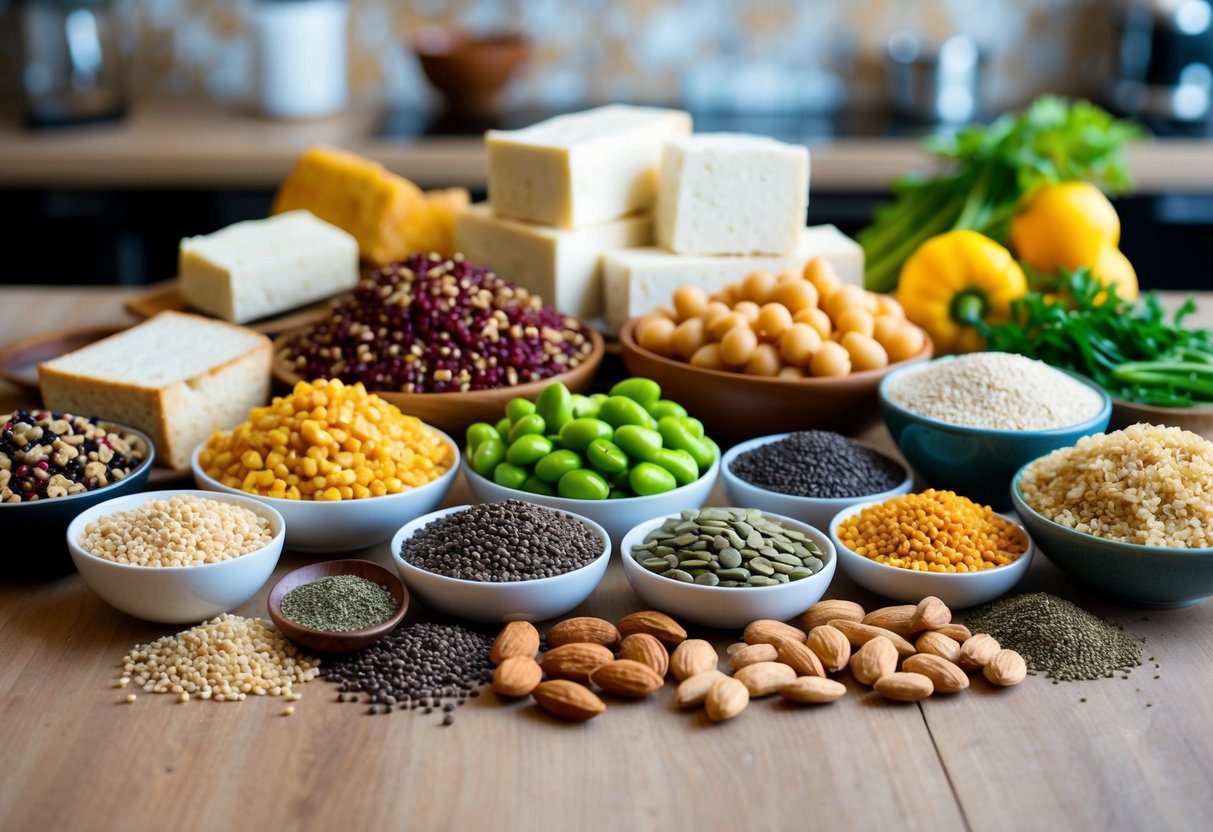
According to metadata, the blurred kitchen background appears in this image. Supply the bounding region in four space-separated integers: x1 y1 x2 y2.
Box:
2 0 1211 287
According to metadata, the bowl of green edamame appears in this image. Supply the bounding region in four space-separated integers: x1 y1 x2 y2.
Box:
462 378 721 543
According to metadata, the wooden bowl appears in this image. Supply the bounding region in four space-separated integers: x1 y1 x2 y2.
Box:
413 27 530 117
618 318 933 445
267 559 408 653
1109 397 1213 440
271 326 605 437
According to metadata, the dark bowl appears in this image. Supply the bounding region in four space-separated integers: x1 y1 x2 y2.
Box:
2 421 154 580
413 27 530 117
267 559 409 653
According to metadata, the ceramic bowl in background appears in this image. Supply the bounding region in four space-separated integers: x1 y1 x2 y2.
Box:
619 318 933 445
190 429 459 553
619 510 836 629
412 27 530 117
828 500 1033 608
66 489 284 624
879 359 1112 509
267 559 409 652
3 420 154 579
721 432 913 531
1108 397 1213 441
1011 469 1213 608
390 504 611 623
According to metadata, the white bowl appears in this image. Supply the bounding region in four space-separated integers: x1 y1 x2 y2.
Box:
619 510 837 629
462 453 719 545
721 433 913 531
828 501 1034 609
390 504 611 623
66 489 285 624
190 429 460 553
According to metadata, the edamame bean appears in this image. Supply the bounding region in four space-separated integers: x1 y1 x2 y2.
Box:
647 399 688 420
585 438 628 474
470 436 506 478
494 416 511 442
628 462 677 496
657 417 715 469
570 394 600 419
598 396 657 429
492 462 529 490
506 434 552 467
465 422 498 452
557 468 610 500
520 476 555 496
614 425 663 461
535 383 574 433
650 447 699 486
609 378 661 409
508 413 546 444
534 449 583 483
506 397 535 424
559 417 613 452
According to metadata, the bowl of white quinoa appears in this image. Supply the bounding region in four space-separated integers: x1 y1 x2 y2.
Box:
1012 423 1213 608
879 352 1111 509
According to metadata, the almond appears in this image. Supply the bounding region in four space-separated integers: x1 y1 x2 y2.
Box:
910 596 952 632
829 619 916 658
546 616 620 649
725 641 748 656
806 624 851 672
932 623 973 643
670 638 718 681
874 671 934 702
492 656 543 697
705 676 749 722
728 643 778 671
801 599 865 631
540 642 614 681
849 635 898 686
675 670 727 709
618 610 687 645
776 639 825 677
958 633 1001 672
532 680 606 721
778 676 847 704
589 659 664 698
861 605 917 638
903 653 969 693
490 620 540 665
743 619 806 646
619 633 669 677
916 630 962 664
734 661 798 697
983 649 1027 687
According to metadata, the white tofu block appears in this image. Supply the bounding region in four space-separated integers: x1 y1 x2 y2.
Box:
603 225 863 334
656 134 809 255
179 210 359 324
486 105 692 229
456 203 652 323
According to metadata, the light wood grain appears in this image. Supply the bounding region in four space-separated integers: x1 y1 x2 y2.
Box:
1 287 1211 831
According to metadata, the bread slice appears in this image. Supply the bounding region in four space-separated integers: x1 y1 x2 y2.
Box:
38 311 272 470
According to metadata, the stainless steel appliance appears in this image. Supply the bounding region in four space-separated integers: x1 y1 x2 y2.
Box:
1113 0 1213 125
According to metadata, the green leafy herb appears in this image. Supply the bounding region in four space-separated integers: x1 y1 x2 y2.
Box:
979 269 1213 407
860 96 1144 293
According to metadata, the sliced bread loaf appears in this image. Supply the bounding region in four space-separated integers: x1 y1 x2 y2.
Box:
39 311 272 469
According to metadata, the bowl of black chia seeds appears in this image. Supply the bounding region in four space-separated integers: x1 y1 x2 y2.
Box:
620 508 837 629
390 500 611 623
722 432 913 530
2 411 154 579
267 559 409 653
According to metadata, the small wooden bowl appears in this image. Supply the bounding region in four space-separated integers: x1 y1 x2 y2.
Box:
618 318 933 445
271 326 605 437
1109 397 1213 440
413 27 530 117
267 559 408 653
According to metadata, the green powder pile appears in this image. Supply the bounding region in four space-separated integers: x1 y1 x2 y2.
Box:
280 575 399 633
964 593 1143 681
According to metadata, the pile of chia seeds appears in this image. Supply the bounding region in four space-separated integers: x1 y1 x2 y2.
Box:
729 431 905 499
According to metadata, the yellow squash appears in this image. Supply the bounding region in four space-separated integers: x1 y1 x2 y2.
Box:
896 230 1028 354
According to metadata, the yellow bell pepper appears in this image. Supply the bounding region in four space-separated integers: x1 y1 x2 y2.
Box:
1009 181 1138 300
896 230 1028 354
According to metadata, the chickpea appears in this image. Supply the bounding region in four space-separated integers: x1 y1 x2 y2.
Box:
873 314 904 346
710 283 741 306
636 315 677 356
733 300 761 323
770 278 819 314
779 323 823 366
835 307 875 338
794 307 833 340
744 343 782 377
701 301 733 332
673 285 709 321
823 285 869 323
884 322 927 363
710 311 750 340
741 270 778 304
673 317 708 360
809 341 852 377
841 331 889 372
720 325 759 367
756 303 794 341
776 267 802 283
804 257 840 300
875 294 906 319
777 365 806 379
689 342 726 370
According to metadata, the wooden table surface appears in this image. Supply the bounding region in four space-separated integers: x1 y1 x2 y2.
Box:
1 288 1210 832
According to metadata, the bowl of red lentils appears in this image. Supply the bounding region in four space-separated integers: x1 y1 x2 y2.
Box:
66 490 285 623
2 410 154 578
828 489 1034 608
191 378 460 553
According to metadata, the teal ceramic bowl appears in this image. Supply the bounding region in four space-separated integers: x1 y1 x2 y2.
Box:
879 361 1111 509
1011 469 1213 608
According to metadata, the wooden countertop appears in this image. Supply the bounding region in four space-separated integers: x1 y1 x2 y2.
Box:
2 101 1212 193
1 288 1211 831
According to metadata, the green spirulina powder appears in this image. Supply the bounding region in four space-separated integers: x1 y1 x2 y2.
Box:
280 575 398 633
965 592 1143 682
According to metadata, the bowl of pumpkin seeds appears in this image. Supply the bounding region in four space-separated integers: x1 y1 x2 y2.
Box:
620 507 836 628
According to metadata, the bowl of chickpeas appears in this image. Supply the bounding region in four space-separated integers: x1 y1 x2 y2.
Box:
619 258 933 444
